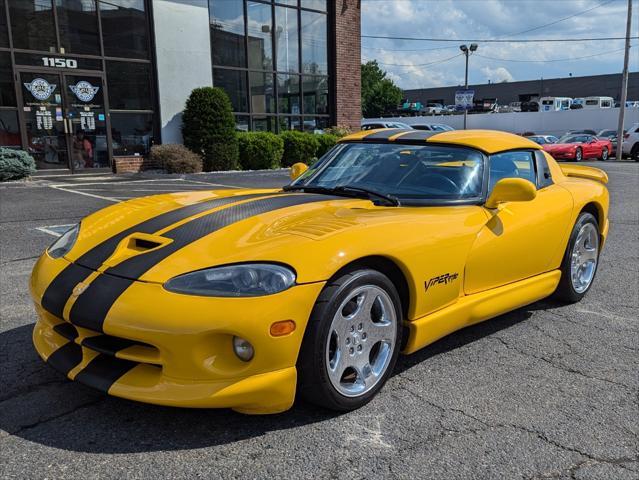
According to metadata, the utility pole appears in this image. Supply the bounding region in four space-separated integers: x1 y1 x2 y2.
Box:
616 0 632 160
459 44 477 129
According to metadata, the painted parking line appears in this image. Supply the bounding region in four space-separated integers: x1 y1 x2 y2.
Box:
48 184 120 203
36 224 75 237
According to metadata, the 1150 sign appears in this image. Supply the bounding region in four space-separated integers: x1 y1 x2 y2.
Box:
42 57 78 69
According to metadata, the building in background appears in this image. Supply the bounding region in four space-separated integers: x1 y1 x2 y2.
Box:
0 0 361 173
404 73 639 107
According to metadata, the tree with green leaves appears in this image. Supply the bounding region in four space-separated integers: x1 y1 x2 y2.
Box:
361 60 403 118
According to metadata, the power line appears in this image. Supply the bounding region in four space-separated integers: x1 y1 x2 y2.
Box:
475 46 635 63
362 53 463 68
362 45 459 53
361 34 639 43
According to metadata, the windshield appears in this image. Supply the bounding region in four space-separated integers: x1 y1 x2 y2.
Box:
290 143 485 204
528 136 545 144
558 135 587 144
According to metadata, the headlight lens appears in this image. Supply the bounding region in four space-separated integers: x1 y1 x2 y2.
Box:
164 263 296 297
47 224 79 259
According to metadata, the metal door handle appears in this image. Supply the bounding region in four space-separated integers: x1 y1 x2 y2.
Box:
63 118 69 134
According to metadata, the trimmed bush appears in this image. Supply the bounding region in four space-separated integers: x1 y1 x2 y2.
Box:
315 134 339 158
0 148 36 181
323 125 352 138
182 87 239 171
238 132 284 170
150 144 203 174
280 131 320 167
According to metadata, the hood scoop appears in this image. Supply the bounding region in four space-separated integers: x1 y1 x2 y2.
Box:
100 233 173 269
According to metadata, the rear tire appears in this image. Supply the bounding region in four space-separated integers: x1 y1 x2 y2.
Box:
599 147 608 161
553 213 600 303
297 269 403 411
631 144 639 161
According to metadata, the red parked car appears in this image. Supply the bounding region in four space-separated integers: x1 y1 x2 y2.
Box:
543 134 612 161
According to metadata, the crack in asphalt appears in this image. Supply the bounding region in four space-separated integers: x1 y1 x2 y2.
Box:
0 255 40 266
0 379 70 403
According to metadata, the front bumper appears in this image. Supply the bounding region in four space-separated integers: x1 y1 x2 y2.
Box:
31 254 325 414
547 150 576 160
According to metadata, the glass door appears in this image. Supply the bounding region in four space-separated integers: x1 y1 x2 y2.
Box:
63 74 109 170
19 72 69 170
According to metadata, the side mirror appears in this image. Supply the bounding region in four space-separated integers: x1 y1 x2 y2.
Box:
485 178 537 209
290 162 309 181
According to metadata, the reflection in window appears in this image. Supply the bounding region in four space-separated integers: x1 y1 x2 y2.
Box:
247 2 273 70
301 0 326 10
235 115 249 132
213 68 248 112
110 112 154 156
0 52 16 107
249 72 274 114
279 116 302 131
100 0 149 58
0 110 20 146
275 6 299 73
210 0 245 68
277 74 300 114
8 0 57 51
106 61 153 110
55 0 100 54
0 0 9 47
302 76 328 115
252 116 277 132
301 11 327 75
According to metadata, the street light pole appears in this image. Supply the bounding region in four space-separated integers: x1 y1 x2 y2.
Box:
460 44 477 130
616 0 632 160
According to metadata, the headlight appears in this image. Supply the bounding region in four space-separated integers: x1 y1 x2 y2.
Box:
164 263 296 297
47 224 79 259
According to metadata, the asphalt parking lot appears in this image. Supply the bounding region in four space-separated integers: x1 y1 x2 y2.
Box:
0 162 637 479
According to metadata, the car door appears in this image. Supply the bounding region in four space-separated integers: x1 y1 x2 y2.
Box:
583 135 599 158
464 150 574 294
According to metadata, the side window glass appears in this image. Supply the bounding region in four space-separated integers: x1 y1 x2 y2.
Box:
488 151 537 192
535 150 553 188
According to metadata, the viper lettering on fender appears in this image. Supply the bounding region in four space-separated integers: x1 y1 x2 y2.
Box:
424 272 459 292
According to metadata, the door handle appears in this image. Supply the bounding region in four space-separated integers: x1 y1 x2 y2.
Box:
63 118 69 134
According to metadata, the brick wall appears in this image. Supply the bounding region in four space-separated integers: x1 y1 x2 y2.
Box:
333 0 361 132
113 156 159 173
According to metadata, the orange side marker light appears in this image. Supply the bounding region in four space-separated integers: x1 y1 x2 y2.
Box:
270 320 296 337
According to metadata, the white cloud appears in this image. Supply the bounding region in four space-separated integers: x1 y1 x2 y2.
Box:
361 0 637 90
480 66 514 83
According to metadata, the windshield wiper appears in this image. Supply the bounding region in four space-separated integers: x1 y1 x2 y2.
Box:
333 185 401 206
283 184 400 206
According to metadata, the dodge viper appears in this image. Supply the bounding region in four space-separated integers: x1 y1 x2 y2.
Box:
31 129 609 414
543 133 612 161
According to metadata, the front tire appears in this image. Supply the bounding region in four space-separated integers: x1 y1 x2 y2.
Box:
574 148 583 162
599 147 608 161
553 212 600 303
297 269 403 411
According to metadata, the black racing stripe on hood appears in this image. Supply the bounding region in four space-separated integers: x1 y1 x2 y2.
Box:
46 341 83 376
69 194 337 332
74 354 138 393
40 193 266 320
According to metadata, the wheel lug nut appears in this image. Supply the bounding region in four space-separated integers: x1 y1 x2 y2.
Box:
349 347 354 354
362 333 367 339
357 345 362 352
346 338 350 345
358 323 363 331
350 325 354 332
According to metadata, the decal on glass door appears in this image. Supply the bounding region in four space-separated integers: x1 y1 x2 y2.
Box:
69 81 100 102
24 78 57 101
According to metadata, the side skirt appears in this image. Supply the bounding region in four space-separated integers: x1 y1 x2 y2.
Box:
403 270 561 354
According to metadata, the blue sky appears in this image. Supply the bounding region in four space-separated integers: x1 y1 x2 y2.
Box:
361 0 637 89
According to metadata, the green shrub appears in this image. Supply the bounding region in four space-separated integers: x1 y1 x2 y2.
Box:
0 148 36 181
280 131 320 167
181 87 239 171
237 132 284 170
323 125 352 138
150 144 203 174
315 134 339 158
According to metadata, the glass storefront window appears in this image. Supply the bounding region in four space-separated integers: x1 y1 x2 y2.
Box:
301 0 326 11
247 2 273 71
106 61 153 110
301 11 327 75
275 6 299 73
302 76 328 115
8 0 57 51
100 0 149 59
302 116 328 133
0 0 9 48
235 115 249 132
55 0 100 55
110 112 154 156
252 116 277 132
277 73 300 114
0 110 20 146
213 68 248 112
0 51 16 107
249 72 275 114
210 0 245 68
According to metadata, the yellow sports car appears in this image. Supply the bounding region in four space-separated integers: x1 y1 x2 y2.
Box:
31 129 609 414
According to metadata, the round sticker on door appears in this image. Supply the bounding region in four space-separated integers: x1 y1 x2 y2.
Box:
69 81 100 102
24 78 57 101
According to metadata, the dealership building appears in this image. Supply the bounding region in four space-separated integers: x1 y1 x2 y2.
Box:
0 0 361 173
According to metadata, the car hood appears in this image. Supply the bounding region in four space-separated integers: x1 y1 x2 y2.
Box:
64 188 485 284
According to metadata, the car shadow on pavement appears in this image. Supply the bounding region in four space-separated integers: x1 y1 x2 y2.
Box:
0 300 552 454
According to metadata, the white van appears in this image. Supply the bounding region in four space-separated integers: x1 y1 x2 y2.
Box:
582 96 614 109
539 97 572 112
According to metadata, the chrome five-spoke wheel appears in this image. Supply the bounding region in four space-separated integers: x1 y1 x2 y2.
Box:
570 222 599 294
325 285 397 397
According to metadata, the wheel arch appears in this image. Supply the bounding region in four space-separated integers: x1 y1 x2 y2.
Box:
580 201 603 231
